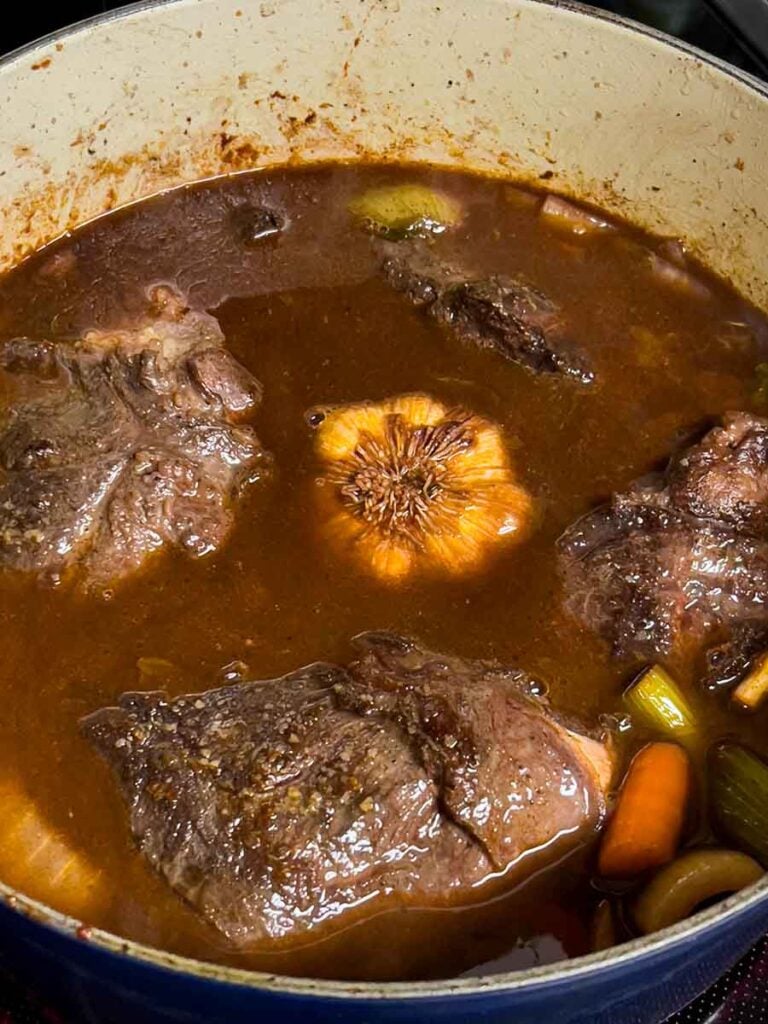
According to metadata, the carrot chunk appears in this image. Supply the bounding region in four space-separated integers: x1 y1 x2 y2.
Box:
598 742 690 879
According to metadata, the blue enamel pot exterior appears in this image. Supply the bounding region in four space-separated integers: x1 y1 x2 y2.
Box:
2 883 768 1023
1 0 768 1021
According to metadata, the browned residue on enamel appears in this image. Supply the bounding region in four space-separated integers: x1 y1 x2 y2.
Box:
0 30 761 310
30 57 51 71
0 105 673 274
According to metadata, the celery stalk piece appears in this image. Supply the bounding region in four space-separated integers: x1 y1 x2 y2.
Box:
624 665 697 739
710 743 768 866
348 184 461 240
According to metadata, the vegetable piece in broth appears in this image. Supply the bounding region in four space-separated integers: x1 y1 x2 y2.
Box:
349 183 461 239
710 744 768 865
309 394 532 582
598 742 690 879
624 666 697 740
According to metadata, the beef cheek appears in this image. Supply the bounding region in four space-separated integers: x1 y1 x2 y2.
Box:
559 412 768 659
380 243 593 383
81 633 613 946
0 288 268 589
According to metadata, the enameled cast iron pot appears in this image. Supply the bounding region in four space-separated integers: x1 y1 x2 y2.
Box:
2 1 768 1020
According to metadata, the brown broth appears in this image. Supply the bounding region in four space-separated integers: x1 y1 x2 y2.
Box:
0 164 766 980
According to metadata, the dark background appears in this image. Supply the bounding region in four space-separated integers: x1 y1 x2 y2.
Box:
4 0 765 78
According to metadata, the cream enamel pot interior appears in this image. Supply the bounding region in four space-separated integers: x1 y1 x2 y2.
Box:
0 2 767 1022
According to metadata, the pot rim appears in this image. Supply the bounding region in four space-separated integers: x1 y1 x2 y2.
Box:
3 0 768 1001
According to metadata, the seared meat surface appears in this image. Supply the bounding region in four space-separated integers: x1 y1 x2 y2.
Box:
702 620 768 693
560 413 768 658
667 412 768 532
82 633 612 946
0 288 267 588
381 243 593 383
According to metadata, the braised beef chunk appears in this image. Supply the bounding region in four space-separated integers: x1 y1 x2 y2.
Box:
702 621 768 693
381 245 594 383
559 413 768 658
81 634 612 946
668 412 768 533
0 288 267 588
340 634 612 867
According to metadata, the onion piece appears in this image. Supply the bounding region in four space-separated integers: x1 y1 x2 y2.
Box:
634 848 763 934
732 651 768 710
656 238 687 267
649 253 709 300
719 320 756 352
0 777 105 919
590 899 616 952
540 194 614 235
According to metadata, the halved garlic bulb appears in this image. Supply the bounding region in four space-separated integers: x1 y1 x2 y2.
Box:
310 394 532 582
